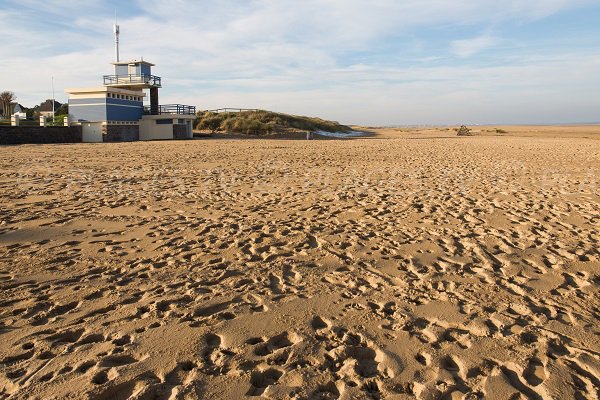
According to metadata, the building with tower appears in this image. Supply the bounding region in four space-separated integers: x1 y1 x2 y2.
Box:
65 23 196 142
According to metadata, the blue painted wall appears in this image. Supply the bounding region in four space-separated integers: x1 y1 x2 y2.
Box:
106 98 143 106
107 104 143 120
69 97 143 122
69 101 107 122
141 64 151 76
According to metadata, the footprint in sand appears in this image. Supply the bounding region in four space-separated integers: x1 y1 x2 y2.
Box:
247 367 284 396
523 357 548 386
252 332 300 357
200 333 235 376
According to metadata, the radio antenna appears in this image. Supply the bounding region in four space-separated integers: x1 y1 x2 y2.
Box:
114 10 120 62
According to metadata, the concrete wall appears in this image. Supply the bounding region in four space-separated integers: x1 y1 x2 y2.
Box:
81 122 103 143
0 126 82 144
104 125 139 142
139 118 173 140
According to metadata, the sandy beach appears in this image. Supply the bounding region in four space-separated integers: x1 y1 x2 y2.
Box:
0 126 598 399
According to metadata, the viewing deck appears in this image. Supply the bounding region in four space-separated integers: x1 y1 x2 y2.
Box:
103 74 162 88
144 104 196 115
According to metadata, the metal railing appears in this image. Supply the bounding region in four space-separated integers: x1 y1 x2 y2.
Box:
205 108 261 113
103 74 162 87
144 104 196 115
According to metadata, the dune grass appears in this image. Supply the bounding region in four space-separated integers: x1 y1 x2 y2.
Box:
195 110 353 135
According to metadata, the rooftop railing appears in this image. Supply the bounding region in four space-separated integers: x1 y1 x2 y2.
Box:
103 74 162 87
144 104 196 115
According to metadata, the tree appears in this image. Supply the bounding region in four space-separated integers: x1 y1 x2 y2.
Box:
0 91 16 119
26 107 36 120
56 103 68 116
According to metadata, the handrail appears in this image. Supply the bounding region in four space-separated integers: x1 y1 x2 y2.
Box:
103 74 162 87
143 104 196 115
205 108 261 113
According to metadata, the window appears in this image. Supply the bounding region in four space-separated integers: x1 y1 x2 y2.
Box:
156 119 173 125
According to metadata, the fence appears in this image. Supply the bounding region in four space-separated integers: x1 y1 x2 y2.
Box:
204 108 261 113
0 126 82 144
144 104 196 115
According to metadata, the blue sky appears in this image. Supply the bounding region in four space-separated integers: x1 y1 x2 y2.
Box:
1 0 599 125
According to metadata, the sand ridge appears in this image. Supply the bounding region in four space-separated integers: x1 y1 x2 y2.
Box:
0 127 599 399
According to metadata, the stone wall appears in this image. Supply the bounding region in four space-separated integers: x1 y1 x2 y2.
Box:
0 126 82 145
104 125 140 142
173 124 188 140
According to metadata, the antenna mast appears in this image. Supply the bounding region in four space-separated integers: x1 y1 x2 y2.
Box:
114 12 120 62
52 76 55 120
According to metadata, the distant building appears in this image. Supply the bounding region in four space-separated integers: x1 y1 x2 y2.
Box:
12 104 27 119
38 99 61 118
65 60 195 142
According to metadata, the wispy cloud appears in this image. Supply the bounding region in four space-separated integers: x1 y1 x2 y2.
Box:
451 35 499 58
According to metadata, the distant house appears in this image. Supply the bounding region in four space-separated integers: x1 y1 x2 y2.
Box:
38 99 61 117
12 104 27 119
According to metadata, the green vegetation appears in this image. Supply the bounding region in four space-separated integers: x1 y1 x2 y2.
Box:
48 115 68 126
0 115 68 127
456 125 473 136
0 118 48 127
195 110 353 135
55 103 68 116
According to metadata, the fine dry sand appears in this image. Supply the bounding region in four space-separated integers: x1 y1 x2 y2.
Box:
0 126 598 399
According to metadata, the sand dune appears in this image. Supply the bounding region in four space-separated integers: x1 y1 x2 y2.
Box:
0 126 598 399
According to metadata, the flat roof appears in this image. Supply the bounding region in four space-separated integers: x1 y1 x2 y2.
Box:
65 87 146 96
111 60 155 66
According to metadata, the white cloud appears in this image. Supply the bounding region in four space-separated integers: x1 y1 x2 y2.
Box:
451 35 499 58
0 0 598 123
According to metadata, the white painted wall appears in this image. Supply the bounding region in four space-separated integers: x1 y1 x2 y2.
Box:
82 122 103 143
186 120 193 138
139 119 173 140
